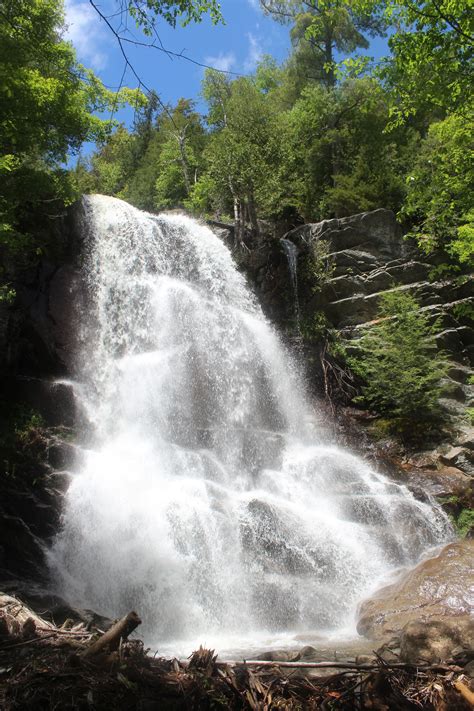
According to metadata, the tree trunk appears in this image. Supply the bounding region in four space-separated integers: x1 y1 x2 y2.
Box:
177 126 191 195
247 191 259 238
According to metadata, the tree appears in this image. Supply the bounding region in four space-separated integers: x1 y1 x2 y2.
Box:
201 75 279 238
383 0 474 123
348 291 449 432
153 99 206 209
116 0 222 31
260 0 386 90
275 77 416 221
400 114 474 268
88 126 134 197
0 0 142 262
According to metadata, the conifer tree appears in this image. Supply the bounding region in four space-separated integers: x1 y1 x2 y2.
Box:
349 291 449 432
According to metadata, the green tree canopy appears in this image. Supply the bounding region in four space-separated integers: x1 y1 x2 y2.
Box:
0 0 143 258
383 0 474 123
401 114 474 267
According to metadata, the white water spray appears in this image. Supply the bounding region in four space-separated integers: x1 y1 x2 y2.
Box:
50 195 451 655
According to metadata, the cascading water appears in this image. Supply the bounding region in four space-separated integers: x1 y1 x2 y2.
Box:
50 195 451 656
281 237 301 331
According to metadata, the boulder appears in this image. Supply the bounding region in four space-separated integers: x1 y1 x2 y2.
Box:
440 446 474 475
357 539 474 641
405 465 472 498
400 619 473 664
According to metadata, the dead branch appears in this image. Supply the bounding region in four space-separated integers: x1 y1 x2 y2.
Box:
222 659 462 672
81 611 141 659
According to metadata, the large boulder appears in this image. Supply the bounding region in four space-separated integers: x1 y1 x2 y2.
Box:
357 539 474 647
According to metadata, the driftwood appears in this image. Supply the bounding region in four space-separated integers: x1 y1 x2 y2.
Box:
81 611 141 658
455 679 474 706
227 659 461 672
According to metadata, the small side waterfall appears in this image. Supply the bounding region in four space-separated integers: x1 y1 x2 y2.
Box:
49 195 451 655
281 238 301 331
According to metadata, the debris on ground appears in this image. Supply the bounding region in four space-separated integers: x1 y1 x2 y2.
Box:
1 595 473 709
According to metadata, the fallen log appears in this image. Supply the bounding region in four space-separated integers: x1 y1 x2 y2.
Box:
81 611 141 659
222 659 461 673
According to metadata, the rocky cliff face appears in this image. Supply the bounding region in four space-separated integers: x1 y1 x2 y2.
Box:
229 209 473 361
0 201 88 599
224 208 473 413
288 209 473 360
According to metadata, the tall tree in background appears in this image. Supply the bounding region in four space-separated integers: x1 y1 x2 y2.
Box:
383 0 473 267
200 75 279 240
154 99 206 209
261 0 386 91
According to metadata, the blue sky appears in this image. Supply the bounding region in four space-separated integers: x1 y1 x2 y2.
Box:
64 0 292 114
64 0 390 136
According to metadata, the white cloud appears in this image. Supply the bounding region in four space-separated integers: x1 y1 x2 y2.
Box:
63 0 108 70
247 0 260 9
244 33 263 71
204 52 236 72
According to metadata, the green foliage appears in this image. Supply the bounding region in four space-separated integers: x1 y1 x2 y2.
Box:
401 114 474 267
277 77 413 220
202 75 279 221
87 98 207 211
66 0 471 295
452 508 474 537
302 238 334 294
300 311 330 343
261 0 386 90
383 0 473 123
0 0 144 264
0 403 46 478
153 99 206 210
348 291 449 432
127 0 222 31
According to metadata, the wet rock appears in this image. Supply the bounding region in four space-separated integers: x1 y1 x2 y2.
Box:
0 457 66 584
357 539 474 641
405 466 472 498
299 645 318 659
355 654 375 665
436 328 464 354
0 515 48 581
47 438 84 470
15 376 78 428
16 263 85 375
400 619 473 664
252 650 297 662
440 446 473 472
46 470 73 494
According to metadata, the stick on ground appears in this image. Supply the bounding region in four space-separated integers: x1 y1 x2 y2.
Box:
82 611 141 659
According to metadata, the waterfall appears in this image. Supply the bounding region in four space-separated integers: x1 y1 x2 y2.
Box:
49 195 451 655
281 238 301 331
